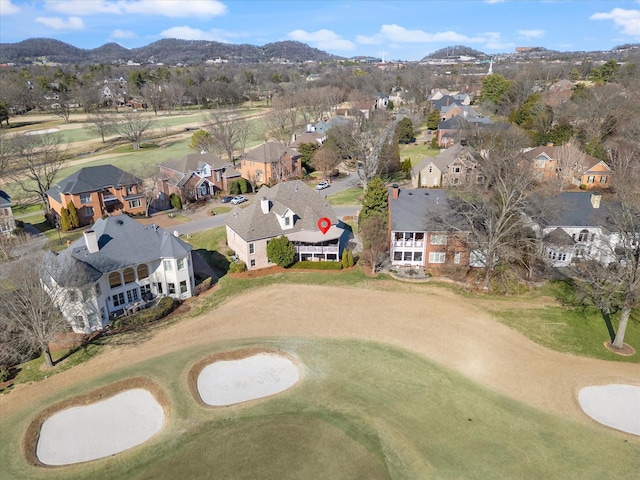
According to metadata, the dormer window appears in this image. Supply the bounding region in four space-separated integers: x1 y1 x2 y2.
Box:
285 217 290 227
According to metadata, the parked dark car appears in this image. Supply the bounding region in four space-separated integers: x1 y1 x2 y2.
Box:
220 196 234 203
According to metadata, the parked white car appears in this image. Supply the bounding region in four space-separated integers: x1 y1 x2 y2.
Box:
315 181 330 190
230 195 247 205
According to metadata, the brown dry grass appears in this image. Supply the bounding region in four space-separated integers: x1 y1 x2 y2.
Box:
2 284 639 429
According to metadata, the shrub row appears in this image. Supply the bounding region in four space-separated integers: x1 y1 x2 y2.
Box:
111 296 176 330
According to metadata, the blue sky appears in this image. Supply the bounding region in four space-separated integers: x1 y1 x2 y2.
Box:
1 0 640 60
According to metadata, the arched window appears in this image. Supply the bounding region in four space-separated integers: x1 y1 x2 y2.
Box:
109 272 122 288
578 229 589 242
137 264 149 279
123 267 135 284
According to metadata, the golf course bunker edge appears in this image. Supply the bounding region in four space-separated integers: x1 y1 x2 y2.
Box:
192 348 301 406
578 384 640 436
25 378 169 466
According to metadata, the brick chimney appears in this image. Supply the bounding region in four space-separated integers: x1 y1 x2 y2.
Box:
84 230 99 253
591 191 601 209
391 184 399 200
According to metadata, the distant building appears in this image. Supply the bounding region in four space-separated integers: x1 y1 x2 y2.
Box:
0 190 16 237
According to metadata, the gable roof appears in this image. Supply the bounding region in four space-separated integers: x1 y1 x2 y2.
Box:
225 180 339 242
521 145 604 173
412 145 481 176
46 165 142 203
160 152 229 173
48 215 192 287
389 188 466 232
242 142 301 163
538 192 616 228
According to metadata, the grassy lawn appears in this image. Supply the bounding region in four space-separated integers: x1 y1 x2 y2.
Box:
399 143 440 167
2 337 638 479
328 187 363 206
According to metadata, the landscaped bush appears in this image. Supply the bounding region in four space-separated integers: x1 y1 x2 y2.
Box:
0 366 10 382
229 260 247 273
111 296 176 330
291 261 343 270
266 235 296 267
229 181 241 195
170 193 182 210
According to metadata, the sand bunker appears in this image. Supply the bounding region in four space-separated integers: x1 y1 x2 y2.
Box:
36 388 164 465
197 353 299 406
24 128 60 135
578 384 640 436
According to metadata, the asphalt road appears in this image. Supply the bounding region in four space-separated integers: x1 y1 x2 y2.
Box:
173 175 362 236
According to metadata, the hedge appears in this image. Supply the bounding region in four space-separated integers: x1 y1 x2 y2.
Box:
111 296 177 330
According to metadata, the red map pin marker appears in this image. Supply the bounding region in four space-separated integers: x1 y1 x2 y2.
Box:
317 217 331 235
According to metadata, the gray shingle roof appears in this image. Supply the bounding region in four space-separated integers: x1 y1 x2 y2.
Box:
46 165 142 203
389 188 465 232
160 152 229 172
225 180 339 242
539 192 616 228
48 215 192 287
412 144 480 176
243 142 301 163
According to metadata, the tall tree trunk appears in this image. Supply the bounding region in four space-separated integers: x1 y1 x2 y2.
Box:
612 305 631 349
43 344 54 368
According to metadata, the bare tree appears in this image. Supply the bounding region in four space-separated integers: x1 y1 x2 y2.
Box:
553 140 586 191
114 112 155 149
85 112 116 143
164 82 186 114
0 248 70 368
449 126 537 290
142 83 165 116
350 112 399 191
207 110 252 165
0 130 13 175
7 132 67 215
359 213 388 274
571 147 640 350
312 145 341 180
262 94 299 146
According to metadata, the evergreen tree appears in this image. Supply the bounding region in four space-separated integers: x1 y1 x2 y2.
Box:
266 235 296 267
59 208 71 231
395 117 415 144
427 109 441 130
342 249 349 269
377 138 401 176
67 202 80 228
297 142 319 172
347 249 354 267
359 176 388 223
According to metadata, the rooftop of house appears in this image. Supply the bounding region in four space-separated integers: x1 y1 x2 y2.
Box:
521 145 605 171
242 142 301 164
537 191 617 229
389 187 465 232
438 115 494 130
46 215 192 287
412 144 482 175
46 165 142 203
160 151 230 173
225 180 341 242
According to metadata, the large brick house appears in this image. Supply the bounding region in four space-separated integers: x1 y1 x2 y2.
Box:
46 165 146 226
240 142 302 186
388 186 471 271
157 151 241 204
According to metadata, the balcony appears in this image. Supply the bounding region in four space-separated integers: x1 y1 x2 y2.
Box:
295 245 339 255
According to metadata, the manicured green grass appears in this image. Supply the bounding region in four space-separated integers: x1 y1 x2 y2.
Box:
2 338 638 480
328 186 362 206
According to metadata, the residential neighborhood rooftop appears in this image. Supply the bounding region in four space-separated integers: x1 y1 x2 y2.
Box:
46 165 142 203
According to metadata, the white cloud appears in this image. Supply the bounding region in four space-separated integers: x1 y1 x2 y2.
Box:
35 16 85 30
44 0 227 18
518 29 545 38
485 0 506 3
591 8 640 38
287 29 355 51
111 29 137 39
159 26 213 41
0 0 20 16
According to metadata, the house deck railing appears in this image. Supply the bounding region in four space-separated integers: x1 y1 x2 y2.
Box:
295 245 339 254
